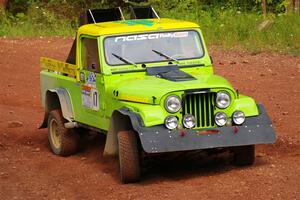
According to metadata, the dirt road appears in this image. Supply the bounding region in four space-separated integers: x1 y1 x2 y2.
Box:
0 38 300 200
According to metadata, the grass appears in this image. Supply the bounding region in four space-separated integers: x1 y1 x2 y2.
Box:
0 8 74 37
158 7 300 56
0 6 299 56
0 21 74 37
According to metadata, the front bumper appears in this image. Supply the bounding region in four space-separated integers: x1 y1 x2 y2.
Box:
133 104 276 153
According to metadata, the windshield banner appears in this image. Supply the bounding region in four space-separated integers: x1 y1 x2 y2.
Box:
114 31 189 42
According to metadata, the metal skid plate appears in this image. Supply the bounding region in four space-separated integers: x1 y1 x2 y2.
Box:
131 104 276 153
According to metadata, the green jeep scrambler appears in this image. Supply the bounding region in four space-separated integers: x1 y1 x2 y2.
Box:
39 7 276 183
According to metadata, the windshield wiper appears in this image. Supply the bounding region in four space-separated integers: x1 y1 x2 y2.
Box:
112 53 138 67
152 49 179 64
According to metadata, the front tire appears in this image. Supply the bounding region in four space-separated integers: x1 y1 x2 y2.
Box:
118 131 141 183
48 109 79 156
233 145 255 166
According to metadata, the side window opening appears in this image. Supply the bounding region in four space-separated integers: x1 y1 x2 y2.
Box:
82 37 101 73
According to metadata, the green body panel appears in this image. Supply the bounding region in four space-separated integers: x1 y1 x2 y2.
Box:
110 70 230 104
40 23 259 132
40 71 77 110
40 71 110 130
230 95 258 116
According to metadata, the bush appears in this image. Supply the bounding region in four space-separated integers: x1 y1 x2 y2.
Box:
0 0 299 55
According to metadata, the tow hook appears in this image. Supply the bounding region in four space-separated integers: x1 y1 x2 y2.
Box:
180 130 187 137
233 126 239 134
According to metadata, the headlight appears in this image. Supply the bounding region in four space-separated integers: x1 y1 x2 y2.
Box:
165 95 181 113
232 110 245 125
183 114 195 129
216 91 231 109
215 112 228 126
165 116 178 129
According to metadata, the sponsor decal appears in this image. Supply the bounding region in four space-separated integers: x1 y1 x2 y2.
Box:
86 72 96 86
81 85 99 111
81 86 92 109
120 94 149 103
115 19 156 27
40 57 76 76
81 72 99 111
114 32 189 42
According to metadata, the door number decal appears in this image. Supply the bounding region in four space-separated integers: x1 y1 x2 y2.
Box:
91 89 99 111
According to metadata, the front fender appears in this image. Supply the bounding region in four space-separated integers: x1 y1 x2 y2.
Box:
118 101 167 127
230 95 259 117
39 88 74 128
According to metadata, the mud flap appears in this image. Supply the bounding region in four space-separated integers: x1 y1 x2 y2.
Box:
103 109 140 157
130 104 276 153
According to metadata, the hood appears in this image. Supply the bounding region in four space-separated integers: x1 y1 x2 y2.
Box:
113 72 234 104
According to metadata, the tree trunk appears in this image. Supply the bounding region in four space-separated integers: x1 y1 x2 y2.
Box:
287 0 295 13
0 0 8 9
287 0 300 13
261 0 267 18
295 0 300 14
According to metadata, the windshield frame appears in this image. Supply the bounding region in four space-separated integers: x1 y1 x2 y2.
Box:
102 29 206 67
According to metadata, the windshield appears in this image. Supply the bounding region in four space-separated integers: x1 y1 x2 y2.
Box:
104 30 204 66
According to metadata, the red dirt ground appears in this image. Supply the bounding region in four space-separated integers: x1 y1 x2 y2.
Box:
0 37 300 200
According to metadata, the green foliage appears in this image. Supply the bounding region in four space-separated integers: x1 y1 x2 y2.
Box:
0 5 74 37
0 0 299 55
159 5 300 55
255 0 288 13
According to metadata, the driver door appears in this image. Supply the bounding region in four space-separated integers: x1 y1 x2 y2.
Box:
78 36 105 129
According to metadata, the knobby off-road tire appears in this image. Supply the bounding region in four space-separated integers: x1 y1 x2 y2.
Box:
118 131 141 183
233 145 255 166
48 109 79 156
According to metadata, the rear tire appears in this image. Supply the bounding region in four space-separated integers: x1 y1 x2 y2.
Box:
118 131 141 183
48 109 79 156
233 145 255 166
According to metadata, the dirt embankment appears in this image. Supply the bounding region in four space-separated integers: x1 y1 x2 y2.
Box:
0 38 300 200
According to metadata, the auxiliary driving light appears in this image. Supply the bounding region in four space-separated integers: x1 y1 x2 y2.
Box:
165 116 178 130
215 112 228 126
232 110 245 125
183 114 195 129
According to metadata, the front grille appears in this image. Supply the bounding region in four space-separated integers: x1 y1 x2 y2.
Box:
182 91 215 128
